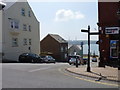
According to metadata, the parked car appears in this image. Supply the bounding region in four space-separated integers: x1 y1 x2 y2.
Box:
19 53 42 63
69 58 81 65
40 55 56 63
68 55 81 65
92 57 97 62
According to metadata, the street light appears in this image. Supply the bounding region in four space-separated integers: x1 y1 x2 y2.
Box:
117 6 120 70
81 25 91 72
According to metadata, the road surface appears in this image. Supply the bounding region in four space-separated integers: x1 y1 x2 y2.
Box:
1 63 119 89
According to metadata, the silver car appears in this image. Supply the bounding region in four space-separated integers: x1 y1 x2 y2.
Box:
92 57 97 62
41 55 56 63
69 58 80 65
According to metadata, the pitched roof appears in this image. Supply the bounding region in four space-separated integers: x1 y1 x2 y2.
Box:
1 0 27 10
0 1 6 5
49 34 67 43
1 0 16 10
69 45 81 50
1 0 39 22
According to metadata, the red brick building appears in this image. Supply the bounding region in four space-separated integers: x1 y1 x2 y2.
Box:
98 1 120 67
40 34 68 62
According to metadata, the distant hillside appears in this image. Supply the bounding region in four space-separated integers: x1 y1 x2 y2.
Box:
67 40 98 45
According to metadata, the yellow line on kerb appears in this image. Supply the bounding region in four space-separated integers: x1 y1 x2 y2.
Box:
59 68 118 87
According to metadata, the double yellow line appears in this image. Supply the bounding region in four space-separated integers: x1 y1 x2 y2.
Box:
59 68 119 87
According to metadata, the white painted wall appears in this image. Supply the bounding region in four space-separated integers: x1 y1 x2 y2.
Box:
2 2 40 61
0 6 3 90
0 9 2 61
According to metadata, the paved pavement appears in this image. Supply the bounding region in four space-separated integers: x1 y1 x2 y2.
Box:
66 65 120 82
1 63 118 88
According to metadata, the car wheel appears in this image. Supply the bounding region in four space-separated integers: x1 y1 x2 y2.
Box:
19 59 23 63
19 59 21 63
31 59 34 63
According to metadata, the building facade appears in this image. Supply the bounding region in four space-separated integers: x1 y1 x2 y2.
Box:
68 45 83 56
98 1 120 66
40 34 68 62
2 0 40 62
0 2 5 61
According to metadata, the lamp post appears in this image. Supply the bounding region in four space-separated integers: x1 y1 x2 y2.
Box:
81 25 91 72
117 7 120 70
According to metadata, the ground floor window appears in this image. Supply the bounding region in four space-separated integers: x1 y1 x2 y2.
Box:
29 39 31 45
23 38 27 45
64 53 67 59
110 40 119 58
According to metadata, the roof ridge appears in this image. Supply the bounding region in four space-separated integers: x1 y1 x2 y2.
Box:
2 0 27 10
48 34 67 43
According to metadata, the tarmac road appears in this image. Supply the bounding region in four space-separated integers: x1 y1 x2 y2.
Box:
1 63 118 89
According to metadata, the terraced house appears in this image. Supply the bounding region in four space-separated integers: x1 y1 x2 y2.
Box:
1 0 40 62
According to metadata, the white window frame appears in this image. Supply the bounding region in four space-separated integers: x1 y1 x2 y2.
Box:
23 24 27 31
61 46 64 52
23 38 27 45
64 54 67 59
28 11 31 17
10 20 14 29
12 38 18 47
28 25 31 32
9 19 19 29
21 8 25 16
29 39 31 45
14 20 19 29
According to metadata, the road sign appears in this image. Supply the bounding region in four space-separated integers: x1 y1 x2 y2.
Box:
81 30 88 32
105 27 119 34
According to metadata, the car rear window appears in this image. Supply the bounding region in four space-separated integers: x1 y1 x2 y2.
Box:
69 56 80 59
70 58 76 61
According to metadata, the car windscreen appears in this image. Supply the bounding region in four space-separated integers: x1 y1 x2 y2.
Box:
41 56 46 58
22 53 29 56
70 58 76 61
69 56 80 59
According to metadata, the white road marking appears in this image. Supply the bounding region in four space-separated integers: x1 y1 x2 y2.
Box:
2 63 67 66
28 67 52 72
2 63 54 66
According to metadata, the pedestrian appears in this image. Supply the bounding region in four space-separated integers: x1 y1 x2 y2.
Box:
76 57 78 68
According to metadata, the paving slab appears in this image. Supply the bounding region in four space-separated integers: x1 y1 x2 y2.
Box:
66 66 120 82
